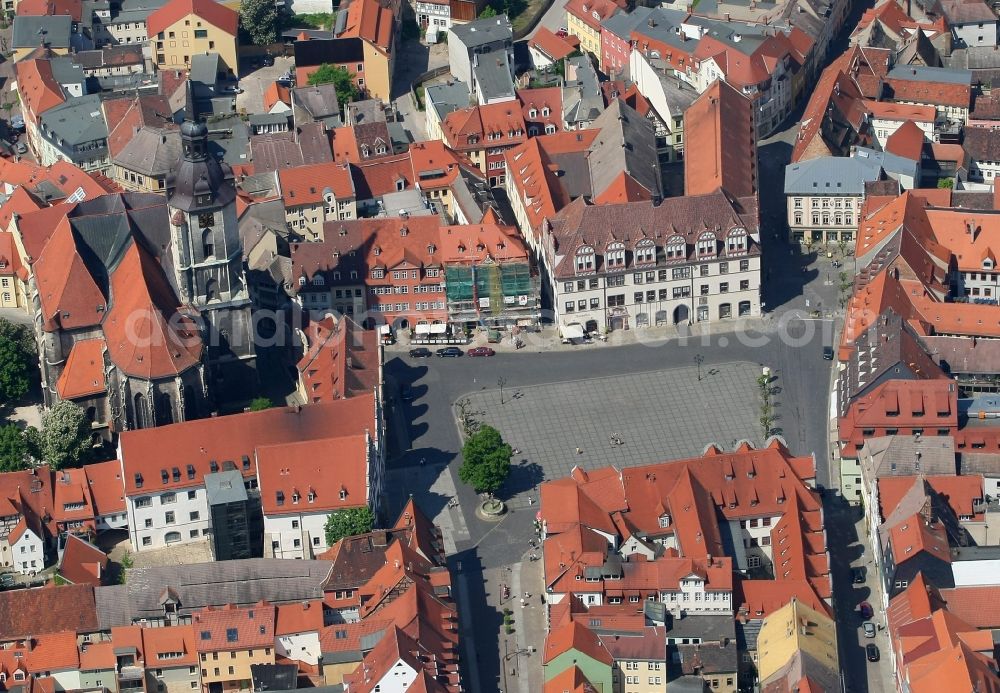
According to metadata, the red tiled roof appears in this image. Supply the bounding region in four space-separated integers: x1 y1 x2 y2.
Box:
275 601 324 636
297 316 380 404
885 120 926 162
888 512 952 565
0 584 98 639
102 242 203 379
940 586 1000 629
57 534 107 586
735 578 831 620
257 434 369 516
529 27 579 62
684 79 756 200
263 82 291 112
192 602 275 652
544 666 599 693
885 78 971 109
78 641 115 671
441 102 526 153
32 217 105 332
84 459 126 517
340 0 394 53
543 621 613 665
119 394 377 495
14 59 65 124
278 161 355 205
142 624 198 667
56 338 106 400
564 0 624 31
15 0 81 20
146 0 238 37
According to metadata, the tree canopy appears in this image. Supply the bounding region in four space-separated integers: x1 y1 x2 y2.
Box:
307 64 360 107
27 401 91 470
0 424 29 472
0 319 35 405
249 396 274 411
479 5 497 17
324 506 375 545
458 424 511 497
239 0 281 46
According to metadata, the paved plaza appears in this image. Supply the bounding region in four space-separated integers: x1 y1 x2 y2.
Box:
460 361 767 485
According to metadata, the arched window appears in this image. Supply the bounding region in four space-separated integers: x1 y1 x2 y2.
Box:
157 394 173 426
697 232 717 257
205 278 219 302
164 531 181 544
575 246 595 273
202 228 214 259
133 393 151 430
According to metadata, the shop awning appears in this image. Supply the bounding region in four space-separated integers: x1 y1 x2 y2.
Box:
430 323 448 334
377 324 390 334
415 323 431 334
561 323 584 339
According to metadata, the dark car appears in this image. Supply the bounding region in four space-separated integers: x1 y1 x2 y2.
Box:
400 385 416 401
436 347 464 357
822 345 834 360
262 55 274 66
866 643 880 662
409 347 432 358
859 601 874 620
852 567 866 584
467 346 495 357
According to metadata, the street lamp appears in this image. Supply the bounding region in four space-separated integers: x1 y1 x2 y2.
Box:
498 376 507 405
694 354 704 382
505 648 531 661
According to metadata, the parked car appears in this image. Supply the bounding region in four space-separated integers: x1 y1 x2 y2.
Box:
10 115 24 132
866 643 880 662
859 601 873 620
15 142 26 154
409 347 432 358
852 567 866 584
436 347 463 357
467 346 495 357
863 622 876 638
822 345 834 360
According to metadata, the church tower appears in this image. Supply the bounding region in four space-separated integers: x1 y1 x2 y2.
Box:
166 86 257 399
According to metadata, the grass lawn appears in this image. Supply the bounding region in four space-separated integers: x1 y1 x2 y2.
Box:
289 12 334 30
511 0 547 33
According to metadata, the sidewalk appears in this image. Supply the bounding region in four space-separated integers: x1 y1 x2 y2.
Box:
386 315 780 357
497 551 545 693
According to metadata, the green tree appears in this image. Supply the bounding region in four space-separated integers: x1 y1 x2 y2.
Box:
307 64 360 108
479 4 497 17
0 424 28 472
249 396 274 411
937 177 955 189
0 319 34 405
29 401 91 470
458 424 511 497
239 0 281 46
324 506 375 545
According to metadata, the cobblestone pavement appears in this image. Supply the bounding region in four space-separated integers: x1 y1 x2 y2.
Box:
462 361 765 483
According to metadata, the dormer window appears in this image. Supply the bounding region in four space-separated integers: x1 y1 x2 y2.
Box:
542 107 550 116
528 108 537 118
635 240 656 264
727 227 748 254
658 514 671 528
575 246 595 273
361 144 370 158
292 492 300 504
606 242 626 269
697 232 717 258
339 488 347 500
308 491 315 503
984 258 995 270
312 275 325 286
666 235 686 259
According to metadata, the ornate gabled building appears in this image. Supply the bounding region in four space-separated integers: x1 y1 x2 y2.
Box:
28 91 255 440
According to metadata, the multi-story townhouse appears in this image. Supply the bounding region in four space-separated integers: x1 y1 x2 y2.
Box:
142 625 202 693
543 192 761 334
962 125 1000 185
278 161 357 240
883 65 973 135
416 0 451 39
784 156 883 244
629 50 697 165
148 0 239 75
447 15 512 86
119 394 383 553
34 95 110 173
257 432 376 559
193 603 276 692
868 101 936 147
440 101 526 187
565 0 626 57
685 79 757 200
274 602 323 668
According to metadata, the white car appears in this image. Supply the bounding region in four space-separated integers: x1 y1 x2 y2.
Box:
862 622 876 638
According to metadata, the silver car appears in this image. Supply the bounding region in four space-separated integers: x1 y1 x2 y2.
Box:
863 622 876 638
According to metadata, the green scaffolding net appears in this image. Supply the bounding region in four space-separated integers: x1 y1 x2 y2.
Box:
445 262 533 315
